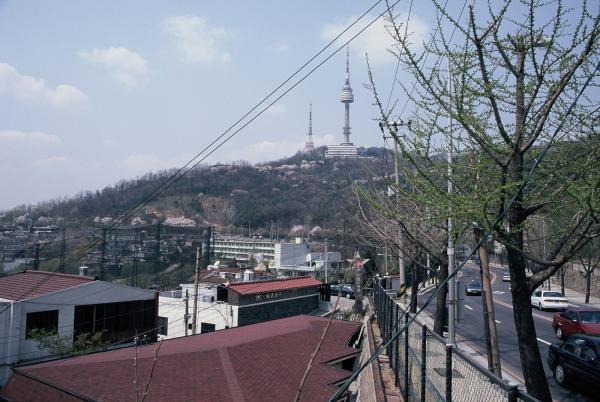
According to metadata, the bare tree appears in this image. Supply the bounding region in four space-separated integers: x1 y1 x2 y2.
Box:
576 238 600 304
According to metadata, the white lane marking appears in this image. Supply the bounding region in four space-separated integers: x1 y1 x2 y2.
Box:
465 305 473 310
493 299 554 322
495 320 502 324
537 338 551 346
493 291 505 295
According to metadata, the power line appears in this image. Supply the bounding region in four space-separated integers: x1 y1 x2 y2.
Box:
0 0 389 313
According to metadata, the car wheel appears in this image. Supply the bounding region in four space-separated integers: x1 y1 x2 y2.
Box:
556 327 563 340
345 293 351 299
554 364 567 386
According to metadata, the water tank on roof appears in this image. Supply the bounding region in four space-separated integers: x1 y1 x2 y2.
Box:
243 269 254 282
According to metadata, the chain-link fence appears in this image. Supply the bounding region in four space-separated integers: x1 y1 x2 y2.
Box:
372 279 539 402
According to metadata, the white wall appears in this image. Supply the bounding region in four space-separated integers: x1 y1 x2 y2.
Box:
274 242 308 267
158 287 232 339
0 280 156 384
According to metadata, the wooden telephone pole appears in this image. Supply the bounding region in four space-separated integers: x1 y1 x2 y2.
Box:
191 246 200 335
477 230 502 378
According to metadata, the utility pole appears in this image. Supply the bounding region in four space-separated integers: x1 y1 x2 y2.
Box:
184 289 190 337
476 230 502 377
99 227 106 280
59 228 67 273
153 222 162 289
191 246 201 335
131 229 139 287
378 119 410 300
33 243 40 270
447 57 456 345
324 241 329 283
201 226 212 269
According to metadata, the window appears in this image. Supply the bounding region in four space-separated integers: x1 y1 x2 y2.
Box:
534 291 541 297
158 316 168 336
26 310 59 338
581 344 598 362
202 295 215 302
200 322 216 333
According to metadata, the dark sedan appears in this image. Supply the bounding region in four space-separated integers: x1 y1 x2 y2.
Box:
547 334 600 389
330 284 355 299
465 281 482 296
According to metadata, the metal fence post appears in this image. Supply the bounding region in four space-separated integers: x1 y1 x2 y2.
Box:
507 384 518 402
392 303 398 373
445 343 453 402
404 312 409 400
421 324 427 402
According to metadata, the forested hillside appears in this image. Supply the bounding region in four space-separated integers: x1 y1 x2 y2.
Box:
2 147 392 235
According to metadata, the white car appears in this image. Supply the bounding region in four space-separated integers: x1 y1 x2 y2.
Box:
531 290 568 311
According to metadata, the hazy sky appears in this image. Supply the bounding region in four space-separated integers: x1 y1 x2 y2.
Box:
0 0 459 209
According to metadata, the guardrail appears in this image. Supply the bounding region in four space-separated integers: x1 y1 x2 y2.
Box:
373 279 538 402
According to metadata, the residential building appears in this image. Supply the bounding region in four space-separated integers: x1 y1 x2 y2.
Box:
158 276 325 338
158 272 230 339
0 270 157 384
2 315 362 402
228 276 322 326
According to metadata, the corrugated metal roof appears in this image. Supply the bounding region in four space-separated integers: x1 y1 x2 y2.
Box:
0 270 95 301
3 315 362 402
227 276 321 295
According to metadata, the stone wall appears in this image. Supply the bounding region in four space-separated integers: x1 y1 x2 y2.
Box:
550 265 600 298
356 314 385 402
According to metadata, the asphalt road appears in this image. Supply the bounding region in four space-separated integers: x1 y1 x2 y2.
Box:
418 262 594 402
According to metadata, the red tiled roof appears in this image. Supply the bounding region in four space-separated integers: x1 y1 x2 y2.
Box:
0 270 95 301
227 276 321 295
2 315 362 402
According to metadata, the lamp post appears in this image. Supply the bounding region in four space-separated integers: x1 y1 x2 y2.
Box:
379 119 411 301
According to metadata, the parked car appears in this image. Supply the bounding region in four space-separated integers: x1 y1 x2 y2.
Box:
465 281 482 296
502 272 511 282
330 284 355 299
547 334 600 388
553 308 600 339
531 290 568 311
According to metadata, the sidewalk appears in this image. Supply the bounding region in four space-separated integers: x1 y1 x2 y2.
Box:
488 262 600 309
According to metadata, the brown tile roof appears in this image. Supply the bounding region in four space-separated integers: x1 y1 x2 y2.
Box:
199 272 227 285
0 270 95 301
3 315 362 402
227 276 321 295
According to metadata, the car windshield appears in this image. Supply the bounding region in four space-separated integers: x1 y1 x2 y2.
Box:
469 282 481 288
543 292 563 297
579 311 600 323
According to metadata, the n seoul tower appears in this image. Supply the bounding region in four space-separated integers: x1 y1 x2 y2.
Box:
340 46 354 145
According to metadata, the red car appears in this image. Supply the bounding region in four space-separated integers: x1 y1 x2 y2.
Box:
553 308 600 340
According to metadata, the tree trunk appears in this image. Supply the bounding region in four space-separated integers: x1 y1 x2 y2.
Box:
410 263 418 313
434 260 449 336
507 150 552 401
586 272 591 304
508 246 552 401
